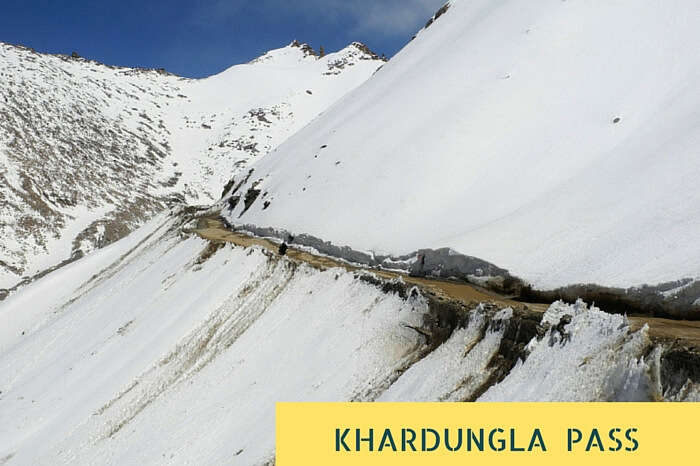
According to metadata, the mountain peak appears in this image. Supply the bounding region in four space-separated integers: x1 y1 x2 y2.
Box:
289 39 317 57
248 41 386 68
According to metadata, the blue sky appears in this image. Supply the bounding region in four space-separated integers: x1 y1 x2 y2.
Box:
0 0 446 78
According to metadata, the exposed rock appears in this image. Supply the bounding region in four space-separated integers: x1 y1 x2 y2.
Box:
425 2 451 29
289 40 317 57
221 177 237 198
240 188 261 216
660 344 700 399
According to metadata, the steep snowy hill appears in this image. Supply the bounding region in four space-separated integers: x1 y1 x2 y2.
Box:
226 0 700 291
0 41 384 292
1 208 696 465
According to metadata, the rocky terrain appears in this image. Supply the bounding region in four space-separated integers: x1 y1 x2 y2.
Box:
0 40 384 294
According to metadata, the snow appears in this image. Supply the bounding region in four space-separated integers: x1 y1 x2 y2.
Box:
379 306 503 402
479 300 657 402
381 300 661 404
2 2 700 464
165 42 384 200
0 213 172 355
0 211 690 465
0 213 427 465
0 41 383 290
227 0 700 290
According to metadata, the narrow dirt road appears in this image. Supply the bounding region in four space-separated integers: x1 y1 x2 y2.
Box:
192 216 700 346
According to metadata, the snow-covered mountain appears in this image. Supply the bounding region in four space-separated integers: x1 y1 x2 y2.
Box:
226 0 700 293
1 208 696 465
2 3 700 463
0 40 384 293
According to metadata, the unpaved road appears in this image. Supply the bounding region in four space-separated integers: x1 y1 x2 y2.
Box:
192 217 700 347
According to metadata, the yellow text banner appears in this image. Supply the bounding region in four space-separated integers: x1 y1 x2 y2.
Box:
277 402 697 465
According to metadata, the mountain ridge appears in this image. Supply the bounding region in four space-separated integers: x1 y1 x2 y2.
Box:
222 0 700 293
0 39 384 292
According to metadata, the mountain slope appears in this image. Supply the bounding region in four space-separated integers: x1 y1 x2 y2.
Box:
225 0 700 290
1 208 695 465
0 41 384 292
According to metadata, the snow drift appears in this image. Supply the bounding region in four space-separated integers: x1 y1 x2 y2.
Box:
226 0 700 292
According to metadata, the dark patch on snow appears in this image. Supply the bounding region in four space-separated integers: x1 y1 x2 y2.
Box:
223 168 255 204
357 274 410 300
351 42 386 62
195 241 225 265
425 2 451 29
248 108 271 124
221 178 237 199
239 188 261 217
660 344 700 399
227 196 240 211
289 40 317 57
519 280 700 320
467 306 543 401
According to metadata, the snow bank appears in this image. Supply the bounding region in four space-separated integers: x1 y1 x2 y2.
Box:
479 300 658 402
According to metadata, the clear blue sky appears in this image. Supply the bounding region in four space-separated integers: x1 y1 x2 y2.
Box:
0 0 446 78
